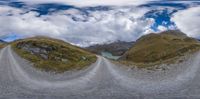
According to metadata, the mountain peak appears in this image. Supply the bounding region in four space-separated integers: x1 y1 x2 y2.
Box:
160 30 187 37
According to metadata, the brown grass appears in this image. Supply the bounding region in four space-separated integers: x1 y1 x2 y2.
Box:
0 43 6 49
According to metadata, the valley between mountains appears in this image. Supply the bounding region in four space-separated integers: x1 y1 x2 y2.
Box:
1 30 200 99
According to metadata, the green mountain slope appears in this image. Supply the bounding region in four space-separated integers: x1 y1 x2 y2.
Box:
12 37 97 73
120 30 200 68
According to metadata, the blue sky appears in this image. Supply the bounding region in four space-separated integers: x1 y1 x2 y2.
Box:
0 0 200 46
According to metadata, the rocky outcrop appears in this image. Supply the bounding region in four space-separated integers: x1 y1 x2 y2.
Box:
16 42 56 60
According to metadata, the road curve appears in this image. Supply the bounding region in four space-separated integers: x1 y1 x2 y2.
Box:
1 46 200 99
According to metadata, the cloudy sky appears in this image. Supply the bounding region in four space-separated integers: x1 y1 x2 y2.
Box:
0 0 200 47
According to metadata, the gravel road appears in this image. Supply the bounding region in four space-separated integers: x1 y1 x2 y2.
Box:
1 46 200 99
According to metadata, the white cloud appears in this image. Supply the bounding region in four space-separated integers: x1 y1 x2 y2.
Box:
0 5 156 47
158 25 167 31
0 6 23 15
18 0 154 7
172 6 200 38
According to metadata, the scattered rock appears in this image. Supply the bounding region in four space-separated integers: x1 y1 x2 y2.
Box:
40 54 48 60
55 56 61 60
61 59 68 63
30 48 41 54
81 56 87 60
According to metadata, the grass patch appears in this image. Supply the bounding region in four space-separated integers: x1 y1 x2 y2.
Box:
0 43 6 49
12 37 97 73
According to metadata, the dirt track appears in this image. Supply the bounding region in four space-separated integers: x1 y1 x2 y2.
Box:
1 46 200 99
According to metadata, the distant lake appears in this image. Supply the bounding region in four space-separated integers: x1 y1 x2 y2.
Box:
101 51 121 60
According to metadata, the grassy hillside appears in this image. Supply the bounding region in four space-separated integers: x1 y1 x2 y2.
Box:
120 30 200 68
12 37 97 73
0 44 5 49
0 40 6 49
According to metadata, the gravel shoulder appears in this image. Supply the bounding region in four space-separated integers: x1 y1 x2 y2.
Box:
105 51 200 93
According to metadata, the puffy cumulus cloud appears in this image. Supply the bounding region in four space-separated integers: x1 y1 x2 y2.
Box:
0 6 68 38
0 5 155 47
18 0 154 7
157 25 168 31
0 6 24 16
172 6 200 38
157 25 176 32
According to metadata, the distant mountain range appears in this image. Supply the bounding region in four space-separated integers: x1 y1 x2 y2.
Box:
3 30 200 70
0 39 6 43
86 31 200 58
86 41 135 56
